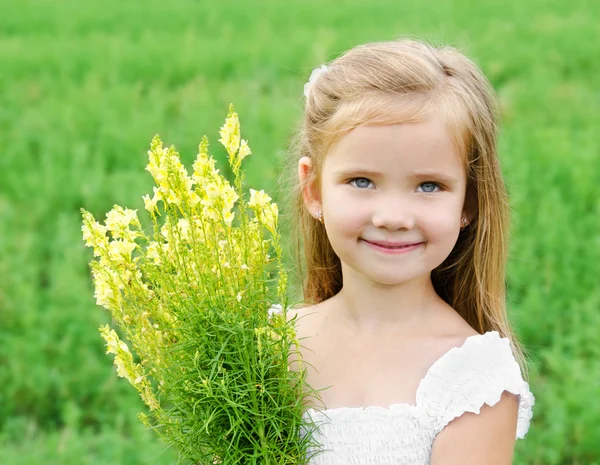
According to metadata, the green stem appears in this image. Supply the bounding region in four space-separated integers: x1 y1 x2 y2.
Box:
242 323 270 465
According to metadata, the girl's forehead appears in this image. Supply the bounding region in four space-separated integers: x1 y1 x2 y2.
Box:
324 117 465 175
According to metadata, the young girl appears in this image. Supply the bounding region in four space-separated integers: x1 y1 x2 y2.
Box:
277 38 535 464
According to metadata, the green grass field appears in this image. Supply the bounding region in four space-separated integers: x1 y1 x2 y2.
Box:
1 0 599 463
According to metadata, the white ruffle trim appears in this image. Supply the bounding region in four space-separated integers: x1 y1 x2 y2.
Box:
418 331 535 439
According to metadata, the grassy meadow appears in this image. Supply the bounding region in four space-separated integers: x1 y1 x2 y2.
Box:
1 0 599 463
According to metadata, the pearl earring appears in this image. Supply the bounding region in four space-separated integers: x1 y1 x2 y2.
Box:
316 210 323 223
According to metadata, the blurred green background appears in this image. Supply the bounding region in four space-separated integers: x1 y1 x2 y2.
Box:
1 0 598 463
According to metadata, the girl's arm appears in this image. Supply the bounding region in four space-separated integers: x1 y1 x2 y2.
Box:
430 391 519 464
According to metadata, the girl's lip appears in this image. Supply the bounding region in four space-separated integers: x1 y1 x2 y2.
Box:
363 239 423 247
362 239 423 253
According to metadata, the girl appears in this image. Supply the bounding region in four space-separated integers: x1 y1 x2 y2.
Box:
277 38 535 464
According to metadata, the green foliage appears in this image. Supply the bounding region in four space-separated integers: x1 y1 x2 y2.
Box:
1 0 598 463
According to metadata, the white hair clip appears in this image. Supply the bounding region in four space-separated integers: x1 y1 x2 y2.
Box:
304 64 328 98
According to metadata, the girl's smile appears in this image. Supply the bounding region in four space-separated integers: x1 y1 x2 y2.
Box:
361 239 424 254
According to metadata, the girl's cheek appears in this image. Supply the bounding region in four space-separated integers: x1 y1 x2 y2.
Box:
328 204 364 229
422 206 462 238
324 196 366 232
324 186 355 214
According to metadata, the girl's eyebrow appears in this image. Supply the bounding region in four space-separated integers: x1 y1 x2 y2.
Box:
333 168 458 184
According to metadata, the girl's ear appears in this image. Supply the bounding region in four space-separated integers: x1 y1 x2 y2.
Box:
462 187 477 226
461 208 474 227
461 212 472 227
298 156 322 217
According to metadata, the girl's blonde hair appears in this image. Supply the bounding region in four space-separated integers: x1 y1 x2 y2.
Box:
278 37 528 377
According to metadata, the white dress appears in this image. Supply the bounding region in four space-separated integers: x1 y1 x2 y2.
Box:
300 331 535 465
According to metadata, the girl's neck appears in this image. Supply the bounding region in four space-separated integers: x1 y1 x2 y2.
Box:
328 272 445 336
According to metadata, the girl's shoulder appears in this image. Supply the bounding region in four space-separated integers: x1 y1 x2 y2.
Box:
418 330 535 439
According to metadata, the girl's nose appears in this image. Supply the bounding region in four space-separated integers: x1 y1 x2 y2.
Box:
370 198 416 231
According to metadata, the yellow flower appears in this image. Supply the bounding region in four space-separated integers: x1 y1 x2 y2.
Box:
108 239 137 263
81 210 109 256
144 244 160 266
98 325 146 389
238 139 251 161
263 203 278 233
223 211 235 226
142 187 161 213
218 107 240 157
202 182 221 208
114 355 131 379
248 190 278 232
177 218 190 241
106 206 136 230
221 183 238 211
200 179 239 225
248 189 272 210
105 206 140 241
94 277 114 308
146 135 198 209
193 152 210 176
165 188 182 206
189 191 201 208
100 325 129 356
192 138 220 188
92 266 118 309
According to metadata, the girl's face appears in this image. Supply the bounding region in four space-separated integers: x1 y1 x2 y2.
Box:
299 115 469 286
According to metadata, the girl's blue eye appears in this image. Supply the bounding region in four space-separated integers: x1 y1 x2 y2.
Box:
349 178 373 189
418 182 441 193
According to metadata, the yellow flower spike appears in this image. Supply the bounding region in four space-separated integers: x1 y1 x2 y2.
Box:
263 203 279 234
192 136 215 181
148 136 195 208
147 135 166 180
91 265 121 310
149 134 163 153
198 135 209 157
99 325 117 352
99 325 134 374
140 384 160 410
81 209 109 256
219 104 241 158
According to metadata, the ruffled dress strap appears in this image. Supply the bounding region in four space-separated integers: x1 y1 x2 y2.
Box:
417 331 535 439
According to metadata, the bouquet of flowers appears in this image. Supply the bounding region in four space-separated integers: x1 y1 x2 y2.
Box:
81 105 321 464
